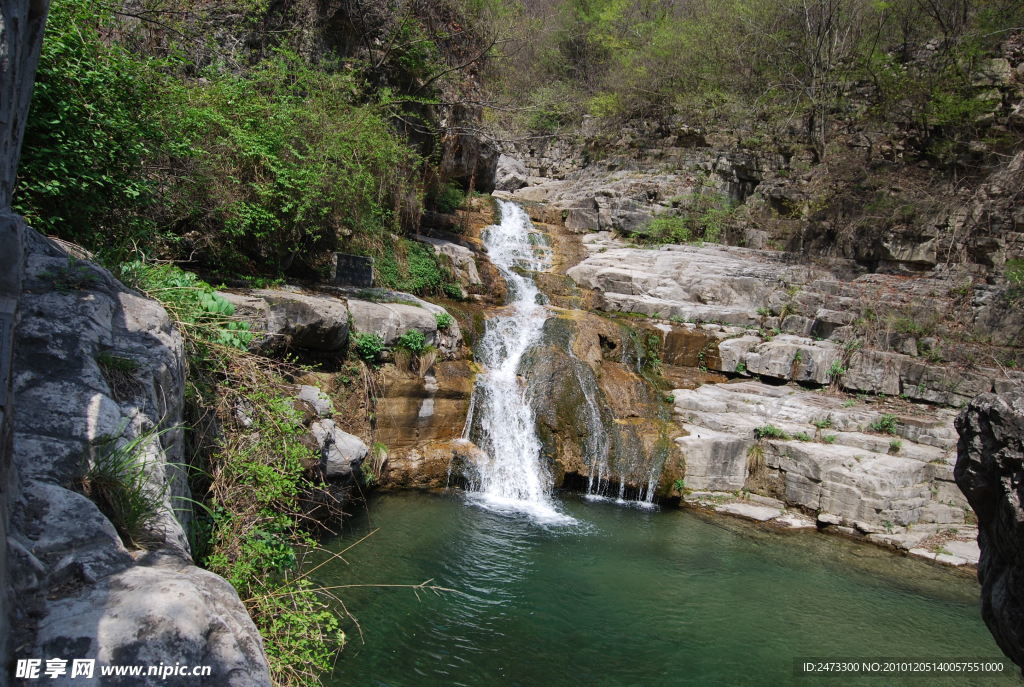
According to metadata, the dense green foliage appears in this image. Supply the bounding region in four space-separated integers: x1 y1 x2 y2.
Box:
490 0 1024 155
15 0 163 249
16 0 474 287
375 238 460 296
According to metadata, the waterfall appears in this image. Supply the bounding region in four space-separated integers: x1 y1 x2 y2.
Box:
465 200 572 524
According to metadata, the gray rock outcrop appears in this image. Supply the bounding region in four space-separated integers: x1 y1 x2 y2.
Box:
311 419 368 479
221 287 463 358
493 154 529 192
955 393 1024 669
674 380 966 529
8 231 271 685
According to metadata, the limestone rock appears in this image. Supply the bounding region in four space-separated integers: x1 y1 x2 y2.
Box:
9 230 270 683
347 296 462 356
33 555 269 687
673 380 964 528
311 419 368 479
715 502 783 521
494 154 529 192
955 393 1024 668
296 384 333 418
220 288 349 352
384 438 486 487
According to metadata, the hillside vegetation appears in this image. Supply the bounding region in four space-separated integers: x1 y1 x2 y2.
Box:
15 0 504 289
489 0 1023 160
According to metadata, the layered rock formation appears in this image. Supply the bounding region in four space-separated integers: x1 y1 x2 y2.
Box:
7 231 270 685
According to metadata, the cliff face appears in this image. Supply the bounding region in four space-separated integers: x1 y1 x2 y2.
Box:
6 230 271 685
956 393 1024 669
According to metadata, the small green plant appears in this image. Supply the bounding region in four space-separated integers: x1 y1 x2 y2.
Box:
82 426 170 549
811 417 833 430
842 399 856 408
888 439 903 454
43 258 101 291
663 394 675 404
870 414 900 435
351 332 386 363
756 306 770 317
822 434 838 444
394 329 427 355
792 350 804 364
754 424 790 440
672 478 686 494
828 360 847 380
432 182 465 214
734 361 747 373
794 432 812 441
434 312 454 330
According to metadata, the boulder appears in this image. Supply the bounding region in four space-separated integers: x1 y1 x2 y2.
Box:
311 419 368 479
32 555 269 687
220 288 349 352
955 393 1024 669
347 296 462 356
9 230 271 684
296 384 333 418
494 154 529 192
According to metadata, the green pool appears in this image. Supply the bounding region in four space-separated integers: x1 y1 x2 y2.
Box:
316 492 1018 687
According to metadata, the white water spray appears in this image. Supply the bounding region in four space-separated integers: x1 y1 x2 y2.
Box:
465 200 572 524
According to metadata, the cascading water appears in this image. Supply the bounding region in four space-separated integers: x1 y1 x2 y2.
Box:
465 200 572 524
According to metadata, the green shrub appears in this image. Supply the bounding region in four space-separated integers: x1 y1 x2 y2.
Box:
351 332 386 363
15 0 163 256
434 312 454 330
431 183 466 214
375 239 457 296
869 414 900 435
395 329 428 355
754 424 790 440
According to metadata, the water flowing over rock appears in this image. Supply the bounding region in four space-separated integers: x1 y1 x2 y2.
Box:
463 200 569 522
955 393 1024 669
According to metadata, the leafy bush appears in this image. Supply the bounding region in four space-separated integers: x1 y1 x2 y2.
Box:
351 332 386 364
754 424 790 440
17 1 424 275
431 183 466 214
164 52 422 271
434 312 454 330
15 0 164 255
375 239 457 295
395 329 428 355
869 414 900 435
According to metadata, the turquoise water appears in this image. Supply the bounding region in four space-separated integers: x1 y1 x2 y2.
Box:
317 491 1019 687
